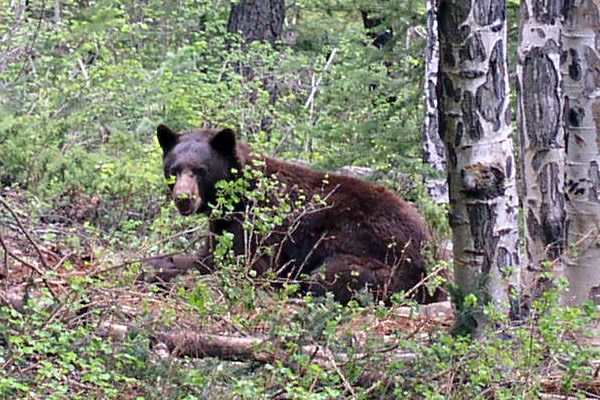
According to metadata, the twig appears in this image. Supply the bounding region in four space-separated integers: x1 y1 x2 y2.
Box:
552 227 598 267
402 264 446 300
326 350 355 396
0 196 53 271
304 48 338 110
12 0 47 84
76 58 89 84
0 232 58 299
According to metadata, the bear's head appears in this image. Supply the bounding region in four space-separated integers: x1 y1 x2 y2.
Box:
156 124 246 216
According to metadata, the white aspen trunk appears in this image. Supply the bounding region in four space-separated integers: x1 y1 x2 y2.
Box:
516 0 565 301
562 0 600 306
438 0 522 320
423 0 448 205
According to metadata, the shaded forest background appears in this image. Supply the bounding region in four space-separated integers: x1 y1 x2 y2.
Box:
0 1 598 399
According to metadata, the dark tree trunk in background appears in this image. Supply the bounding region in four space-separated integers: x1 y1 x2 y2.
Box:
438 0 522 331
227 0 285 43
517 0 565 303
226 0 286 139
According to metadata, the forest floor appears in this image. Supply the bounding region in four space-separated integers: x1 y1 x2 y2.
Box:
1 187 599 399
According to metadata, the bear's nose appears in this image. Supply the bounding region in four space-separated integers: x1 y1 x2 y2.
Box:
174 194 198 215
174 192 195 206
175 192 194 202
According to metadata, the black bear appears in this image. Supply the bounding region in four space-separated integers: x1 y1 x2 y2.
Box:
150 124 444 304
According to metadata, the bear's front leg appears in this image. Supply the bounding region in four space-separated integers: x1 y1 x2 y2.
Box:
306 254 394 304
142 252 214 282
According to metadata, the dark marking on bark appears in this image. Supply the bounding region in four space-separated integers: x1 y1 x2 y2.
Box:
568 48 582 81
583 47 600 94
448 146 457 168
590 285 600 305
447 210 460 228
496 246 512 277
531 149 548 172
461 163 505 199
560 49 568 65
460 33 486 62
473 0 506 26
459 69 486 79
456 121 464 147
427 80 437 109
522 46 561 149
461 25 471 38
538 162 565 258
588 161 600 203
521 0 530 22
441 44 456 67
490 22 504 33
535 27 547 40
527 208 542 244
466 203 499 275
439 110 448 143
440 72 462 102
505 155 513 178
532 0 561 24
568 106 585 127
524 244 533 270
506 196 516 213
438 0 471 43
462 91 484 140
476 41 506 131
505 105 512 126
561 0 576 21
566 177 587 197
563 97 570 153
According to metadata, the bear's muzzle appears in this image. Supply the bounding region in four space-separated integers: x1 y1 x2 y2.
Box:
172 170 202 216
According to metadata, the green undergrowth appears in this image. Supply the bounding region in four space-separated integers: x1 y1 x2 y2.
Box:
1 266 597 399
0 1 597 399
1 175 598 399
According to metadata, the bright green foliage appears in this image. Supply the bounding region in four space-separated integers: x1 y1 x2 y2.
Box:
0 0 430 200
0 294 146 399
0 1 597 399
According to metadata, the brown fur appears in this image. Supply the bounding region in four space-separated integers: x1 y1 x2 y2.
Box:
150 125 445 304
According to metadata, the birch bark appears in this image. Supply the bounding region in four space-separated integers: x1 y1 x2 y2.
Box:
562 0 600 306
517 0 565 298
438 0 521 318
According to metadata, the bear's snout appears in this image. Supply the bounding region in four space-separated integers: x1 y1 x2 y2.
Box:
174 193 200 215
172 171 202 216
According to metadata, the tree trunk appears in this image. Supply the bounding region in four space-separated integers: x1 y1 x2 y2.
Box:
227 0 285 43
423 0 448 205
517 0 565 301
561 0 600 306
437 0 522 324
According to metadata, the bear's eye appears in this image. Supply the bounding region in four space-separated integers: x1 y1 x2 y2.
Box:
194 167 207 177
168 166 180 177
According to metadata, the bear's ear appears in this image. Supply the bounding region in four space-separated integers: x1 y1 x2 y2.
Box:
157 124 178 154
210 128 237 155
